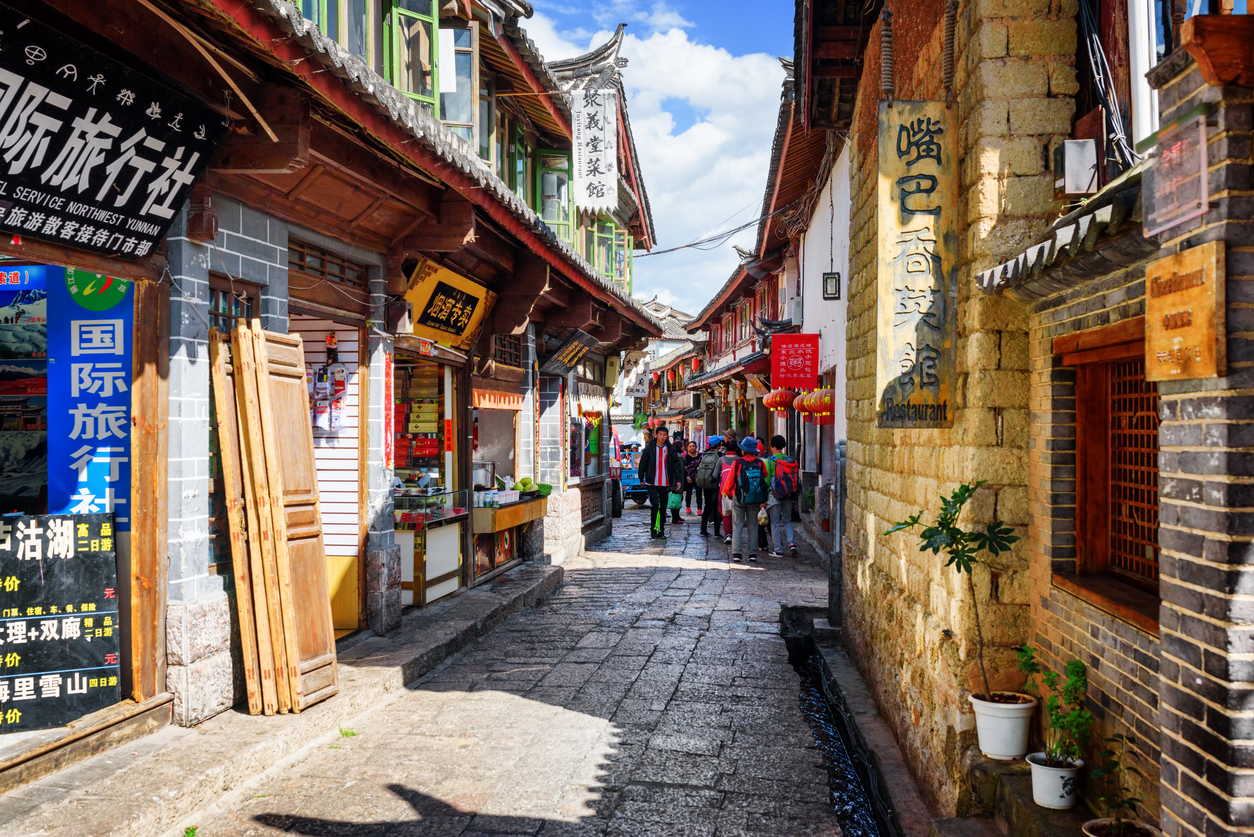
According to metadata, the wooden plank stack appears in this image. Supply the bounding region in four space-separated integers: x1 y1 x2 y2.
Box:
209 321 339 715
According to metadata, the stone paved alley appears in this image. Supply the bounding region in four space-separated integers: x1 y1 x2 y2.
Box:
183 507 840 837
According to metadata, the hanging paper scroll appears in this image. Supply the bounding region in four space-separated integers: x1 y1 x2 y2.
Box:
876 101 957 429
572 87 617 214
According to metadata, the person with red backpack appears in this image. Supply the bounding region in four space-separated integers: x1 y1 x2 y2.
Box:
765 435 800 557
721 437 770 563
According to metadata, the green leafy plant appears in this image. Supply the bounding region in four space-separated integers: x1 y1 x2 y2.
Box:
1033 658 1093 767
184 828 198 837
802 487 816 513
339 726 357 738
888 481 1019 701
1091 734 1145 834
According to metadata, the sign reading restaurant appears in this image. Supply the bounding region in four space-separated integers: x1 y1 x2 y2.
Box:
876 101 957 429
0 3 227 258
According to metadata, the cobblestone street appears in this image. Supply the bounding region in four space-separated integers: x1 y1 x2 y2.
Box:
186 508 839 837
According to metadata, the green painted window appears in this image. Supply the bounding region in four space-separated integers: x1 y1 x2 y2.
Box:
537 151 572 241
511 127 533 206
385 0 438 112
441 24 476 142
302 0 340 40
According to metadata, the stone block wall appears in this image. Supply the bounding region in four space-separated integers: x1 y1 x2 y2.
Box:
1027 266 1161 818
842 0 1076 813
1145 54 1254 837
165 197 288 726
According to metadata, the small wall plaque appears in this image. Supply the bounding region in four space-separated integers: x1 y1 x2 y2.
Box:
1145 240 1225 381
1141 104 1209 238
823 272 841 300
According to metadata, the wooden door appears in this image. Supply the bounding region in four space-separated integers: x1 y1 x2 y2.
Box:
251 322 339 710
209 329 276 715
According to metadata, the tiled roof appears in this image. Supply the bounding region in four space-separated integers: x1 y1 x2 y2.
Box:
247 0 663 332
975 165 1156 302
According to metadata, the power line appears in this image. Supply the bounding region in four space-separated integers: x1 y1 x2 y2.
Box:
635 201 797 258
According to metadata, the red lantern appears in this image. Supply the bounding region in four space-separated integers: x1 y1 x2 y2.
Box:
793 392 812 423
691 358 699 372
764 389 795 417
668 368 675 380
652 371 659 383
814 388 836 425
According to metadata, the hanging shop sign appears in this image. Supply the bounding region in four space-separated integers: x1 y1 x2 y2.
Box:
1145 240 1225 381
0 4 228 258
745 373 769 398
876 101 957 429
403 259 497 351
0 512 121 733
572 86 617 214
472 388 524 411
577 381 608 414
623 359 649 398
771 334 819 390
1139 103 1209 238
42 267 134 530
540 329 598 376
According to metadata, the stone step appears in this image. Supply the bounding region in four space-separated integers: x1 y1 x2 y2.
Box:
996 772 1090 837
931 816 1005 837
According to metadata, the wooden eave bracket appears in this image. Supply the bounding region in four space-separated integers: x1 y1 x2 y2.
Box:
210 86 312 174
1182 15 1254 88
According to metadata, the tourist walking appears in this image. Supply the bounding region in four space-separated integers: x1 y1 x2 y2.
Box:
694 437 724 537
721 437 770 562
765 434 800 557
717 431 740 544
637 425 683 539
683 440 703 515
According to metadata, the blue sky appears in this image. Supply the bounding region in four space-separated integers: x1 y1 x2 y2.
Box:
524 1 795 317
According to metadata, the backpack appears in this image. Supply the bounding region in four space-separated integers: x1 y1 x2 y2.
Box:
772 456 800 500
733 457 769 505
695 451 722 490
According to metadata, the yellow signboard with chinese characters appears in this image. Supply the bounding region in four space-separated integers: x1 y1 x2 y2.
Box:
1145 241 1225 381
876 101 958 428
403 259 497 351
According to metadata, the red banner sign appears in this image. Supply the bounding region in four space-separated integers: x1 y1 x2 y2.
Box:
771 334 820 389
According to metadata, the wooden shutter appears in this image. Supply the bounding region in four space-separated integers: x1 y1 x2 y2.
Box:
250 323 339 709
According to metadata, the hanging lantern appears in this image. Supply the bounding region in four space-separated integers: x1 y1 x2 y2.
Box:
764 389 796 417
668 368 676 380
793 392 813 424
652 371 659 383
691 357 699 372
815 388 836 425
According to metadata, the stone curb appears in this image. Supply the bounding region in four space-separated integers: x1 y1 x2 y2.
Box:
0 563 564 837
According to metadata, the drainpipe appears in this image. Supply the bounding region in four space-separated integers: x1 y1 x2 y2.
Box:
829 440 846 628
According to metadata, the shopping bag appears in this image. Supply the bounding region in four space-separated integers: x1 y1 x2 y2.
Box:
667 491 683 510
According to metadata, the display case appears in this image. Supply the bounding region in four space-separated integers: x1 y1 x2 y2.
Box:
394 488 469 530
395 488 467 607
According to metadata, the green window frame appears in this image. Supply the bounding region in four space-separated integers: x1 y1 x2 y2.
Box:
440 22 477 143
302 0 341 41
511 126 533 207
385 0 439 113
536 150 572 242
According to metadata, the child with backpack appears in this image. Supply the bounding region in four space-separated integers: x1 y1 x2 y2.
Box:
765 435 800 557
721 437 770 562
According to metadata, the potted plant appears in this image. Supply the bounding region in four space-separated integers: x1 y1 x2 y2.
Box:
1022 656 1092 810
890 481 1036 760
1084 734 1162 837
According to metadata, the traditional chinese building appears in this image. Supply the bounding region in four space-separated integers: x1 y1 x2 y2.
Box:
0 0 661 792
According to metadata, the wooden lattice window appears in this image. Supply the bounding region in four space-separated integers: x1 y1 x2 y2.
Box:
492 333 522 367
288 239 368 288
1066 318 1160 596
208 275 259 332
1108 358 1160 586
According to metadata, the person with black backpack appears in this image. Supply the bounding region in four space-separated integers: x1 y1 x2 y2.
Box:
694 437 724 537
765 435 800 557
721 437 770 563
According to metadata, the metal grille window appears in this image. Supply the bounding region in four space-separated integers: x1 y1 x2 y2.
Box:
208 276 258 331
1108 358 1160 586
289 239 368 287
492 333 522 367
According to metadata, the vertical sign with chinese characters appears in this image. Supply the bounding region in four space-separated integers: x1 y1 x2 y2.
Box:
572 87 617 214
0 513 121 733
47 268 133 530
383 350 394 470
876 101 957 429
0 4 227 258
1145 241 1226 381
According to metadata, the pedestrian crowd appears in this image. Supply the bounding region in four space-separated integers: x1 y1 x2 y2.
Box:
636 425 800 563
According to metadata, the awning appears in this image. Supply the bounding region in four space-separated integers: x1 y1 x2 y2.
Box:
473 389 524 411
685 351 768 388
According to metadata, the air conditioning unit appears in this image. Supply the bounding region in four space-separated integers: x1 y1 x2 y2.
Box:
1053 139 1099 199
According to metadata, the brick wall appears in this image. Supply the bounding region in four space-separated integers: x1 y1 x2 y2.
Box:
1027 265 1161 819
841 0 1076 813
1146 55 1254 837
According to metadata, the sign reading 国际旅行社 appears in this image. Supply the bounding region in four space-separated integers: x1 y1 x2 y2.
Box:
0 3 227 258
0 513 121 733
876 101 957 429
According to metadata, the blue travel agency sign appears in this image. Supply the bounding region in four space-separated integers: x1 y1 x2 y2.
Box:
46 267 133 532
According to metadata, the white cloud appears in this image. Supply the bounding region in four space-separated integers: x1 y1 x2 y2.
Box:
521 12 784 316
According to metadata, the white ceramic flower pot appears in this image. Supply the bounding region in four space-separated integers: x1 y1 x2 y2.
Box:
1027 752 1083 809
968 692 1037 760
1082 818 1164 837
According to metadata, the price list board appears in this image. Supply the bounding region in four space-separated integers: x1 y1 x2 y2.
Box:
0 513 120 733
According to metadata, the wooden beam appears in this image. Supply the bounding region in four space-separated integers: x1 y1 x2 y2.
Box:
594 315 625 346
210 86 311 174
491 252 554 335
816 25 866 41
462 221 516 274
497 29 573 140
813 41 859 60
545 297 603 332
812 65 858 79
